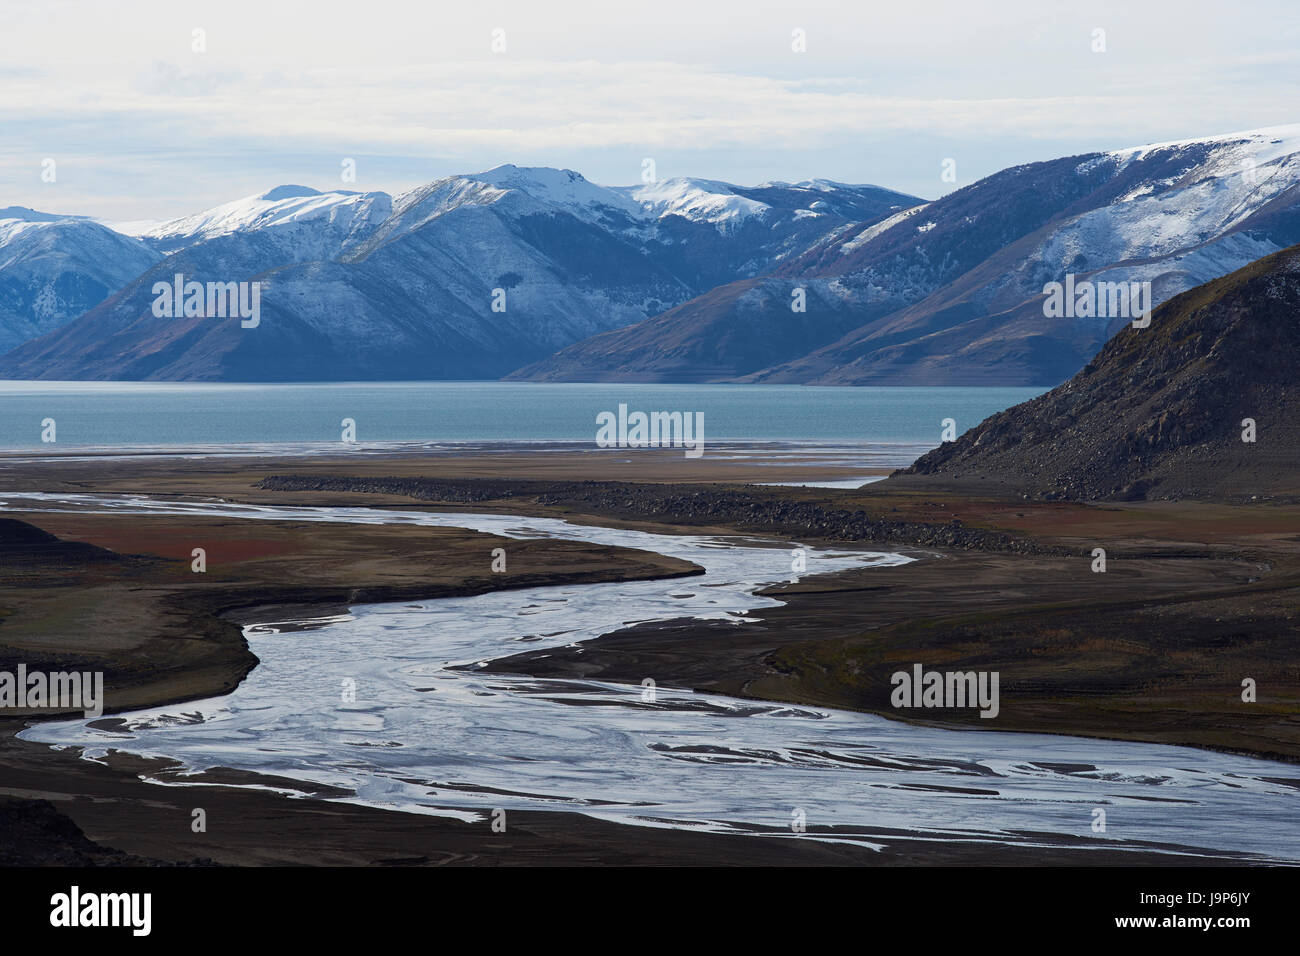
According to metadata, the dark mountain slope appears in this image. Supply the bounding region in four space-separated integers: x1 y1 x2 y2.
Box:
891 245 1300 501
506 277 875 383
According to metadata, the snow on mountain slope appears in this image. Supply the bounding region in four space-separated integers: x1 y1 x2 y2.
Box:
349 167 917 299
1037 126 1300 275
0 214 161 354
1107 123 1300 168
132 185 393 257
358 166 774 245
360 166 914 250
517 125 1300 386
471 165 644 221
0 186 393 366
750 125 1300 385
13 127 1295 386
837 204 930 256
618 178 768 230
0 167 918 381
343 169 625 257
0 206 94 224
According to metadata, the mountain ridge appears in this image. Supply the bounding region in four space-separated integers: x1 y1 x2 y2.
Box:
5 127 1300 383
888 242 1300 501
0 169 914 380
515 125 1300 387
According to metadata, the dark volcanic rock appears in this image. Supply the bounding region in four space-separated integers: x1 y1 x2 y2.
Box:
0 517 124 565
0 795 211 865
894 244 1300 501
0 796 136 865
254 475 1056 553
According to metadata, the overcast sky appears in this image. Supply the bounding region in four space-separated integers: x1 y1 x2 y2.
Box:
3 0 1299 219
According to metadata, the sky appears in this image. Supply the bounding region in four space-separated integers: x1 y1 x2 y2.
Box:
2 0 1299 220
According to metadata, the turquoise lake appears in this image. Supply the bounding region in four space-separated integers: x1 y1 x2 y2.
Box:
0 381 1046 450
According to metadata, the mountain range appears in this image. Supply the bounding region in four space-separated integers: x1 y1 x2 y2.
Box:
0 171 913 380
517 126 1300 385
2 125 1298 384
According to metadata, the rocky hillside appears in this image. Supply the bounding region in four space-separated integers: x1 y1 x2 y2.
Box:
893 245 1300 501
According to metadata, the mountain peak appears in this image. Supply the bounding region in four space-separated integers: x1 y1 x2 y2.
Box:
472 164 589 185
1105 123 1300 170
256 185 323 202
0 206 86 223
623 177 768 227
457 165 627 216
134 185 392 253
780 178 856 191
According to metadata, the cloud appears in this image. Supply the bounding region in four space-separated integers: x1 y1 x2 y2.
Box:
135 61 245 97
1 0 1297 216
7 58 1292 157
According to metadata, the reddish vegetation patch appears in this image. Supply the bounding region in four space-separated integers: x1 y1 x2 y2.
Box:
187 539 294 562
8 514 294 563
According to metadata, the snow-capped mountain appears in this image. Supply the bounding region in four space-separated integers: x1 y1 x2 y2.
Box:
0 169 913 380
0 206 93 224
0 188 392 360
350 165 916 289
516 125 1300 385
127 185 394 258
619 178 768 228
9 127 1296 385
0 213 161 354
